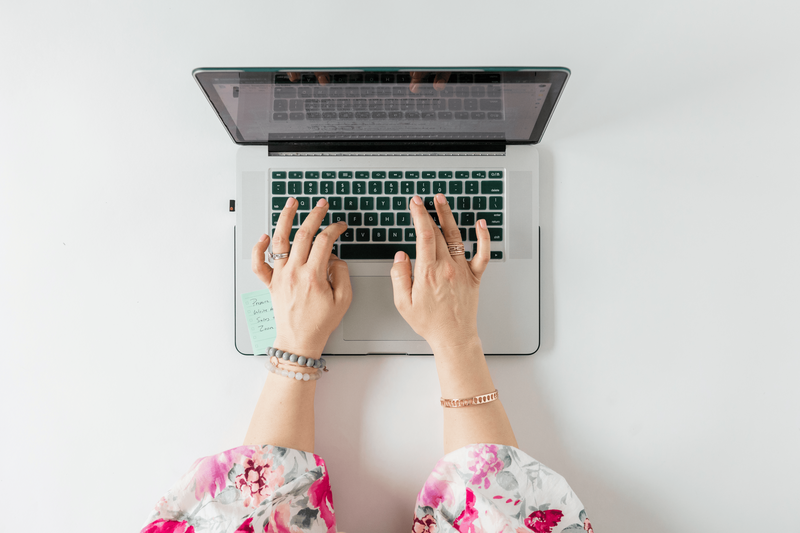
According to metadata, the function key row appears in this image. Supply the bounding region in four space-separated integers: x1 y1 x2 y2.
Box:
272 170 503 180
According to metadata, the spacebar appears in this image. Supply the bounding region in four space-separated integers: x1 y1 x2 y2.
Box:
340 244 417 260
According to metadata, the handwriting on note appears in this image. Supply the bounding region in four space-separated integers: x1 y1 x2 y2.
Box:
242 289 277 355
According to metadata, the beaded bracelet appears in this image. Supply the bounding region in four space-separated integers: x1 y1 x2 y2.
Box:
266 347 327 370
266 357 322 381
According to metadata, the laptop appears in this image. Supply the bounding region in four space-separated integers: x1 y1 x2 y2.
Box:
193 67 570 356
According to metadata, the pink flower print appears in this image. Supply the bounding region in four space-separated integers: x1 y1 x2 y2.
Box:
140 519 195 533
308 455 336 533
453 488 479 533
412 514 438 533
583 517 594 533
524 509 564 533
466 444 504 490
192 446 258 500
235 455 285 508
265 501 297 533
234 518 254 533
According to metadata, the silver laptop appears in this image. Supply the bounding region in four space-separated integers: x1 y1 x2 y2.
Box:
193 67 570 356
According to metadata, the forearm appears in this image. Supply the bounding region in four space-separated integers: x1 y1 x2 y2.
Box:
433 337 518 455
243 340 320 452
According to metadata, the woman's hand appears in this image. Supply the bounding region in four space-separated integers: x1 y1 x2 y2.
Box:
251 198 351 359
390 194 492 352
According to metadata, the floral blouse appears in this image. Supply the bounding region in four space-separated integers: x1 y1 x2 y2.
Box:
142 444 593 533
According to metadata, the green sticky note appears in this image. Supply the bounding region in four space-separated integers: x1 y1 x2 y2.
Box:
241 289 277 355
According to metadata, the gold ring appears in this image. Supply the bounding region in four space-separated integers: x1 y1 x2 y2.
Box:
447 243 465 256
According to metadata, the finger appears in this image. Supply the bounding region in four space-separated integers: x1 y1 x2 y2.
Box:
327 255 352 306
287 198 329 266
433 72 451 91
287 72 300 82
410 195 437 266
390 250 413 313
409 71 427 93
314 72 330 85
469 219 491 279
434 193 465 263
251 233 274 285
272 197 297 269
307 220 348 269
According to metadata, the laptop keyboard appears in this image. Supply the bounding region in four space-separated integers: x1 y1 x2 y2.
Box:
271 72 504 122
270 169 505 261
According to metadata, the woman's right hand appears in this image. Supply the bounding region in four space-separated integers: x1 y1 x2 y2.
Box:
390 194 492 352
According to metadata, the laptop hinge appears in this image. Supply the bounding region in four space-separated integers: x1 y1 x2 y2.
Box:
268 140 506 156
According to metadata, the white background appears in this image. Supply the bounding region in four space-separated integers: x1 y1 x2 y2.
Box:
1 1 799 532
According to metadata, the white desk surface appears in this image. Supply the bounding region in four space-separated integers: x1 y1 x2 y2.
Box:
2 1 799 532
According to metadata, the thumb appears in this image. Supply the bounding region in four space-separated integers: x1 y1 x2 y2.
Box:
390 251 413 313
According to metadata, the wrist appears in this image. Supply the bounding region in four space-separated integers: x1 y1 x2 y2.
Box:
429 334 483 359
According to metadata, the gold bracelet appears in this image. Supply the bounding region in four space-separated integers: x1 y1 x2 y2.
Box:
440 389 499 408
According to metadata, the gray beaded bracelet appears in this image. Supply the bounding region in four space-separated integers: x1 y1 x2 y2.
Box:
266 347 326 370
265 358 321 381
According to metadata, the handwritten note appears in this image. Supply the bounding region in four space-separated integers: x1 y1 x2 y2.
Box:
241 289 277 355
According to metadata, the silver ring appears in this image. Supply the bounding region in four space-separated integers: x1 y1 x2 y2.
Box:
447 242 465 256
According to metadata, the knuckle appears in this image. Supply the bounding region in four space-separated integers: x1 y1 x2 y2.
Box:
418 229 435 242
442 262 457 280
295 228 310 241
272 234 286 247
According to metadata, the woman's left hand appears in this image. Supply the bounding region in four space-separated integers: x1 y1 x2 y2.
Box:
251 198 351 358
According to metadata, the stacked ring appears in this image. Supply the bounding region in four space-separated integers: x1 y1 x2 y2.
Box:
447 243 465 256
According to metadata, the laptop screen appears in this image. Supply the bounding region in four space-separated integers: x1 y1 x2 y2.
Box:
193 68 569 145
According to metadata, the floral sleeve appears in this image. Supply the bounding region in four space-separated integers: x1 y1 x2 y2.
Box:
413 444 594 533
141 445 336 533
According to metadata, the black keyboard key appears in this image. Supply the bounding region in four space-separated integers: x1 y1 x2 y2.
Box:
332 244 338 256
347 213 362 226
273 113 288 120
389 171 403 179
392 197 407 210
271 197 289 210
356 171 370 180
457 196 470 210
331 212 346 224
449 181 463 194
465 181 479 194
380 213 394 226
377 197 390 210
473 197 487 210
272 171 287 180
304 181 318 195
353 181 367 195
455 171 469 179
272 212 281 225
336 182 350 195
356 229 370 241
423 197 436 210
422 171 436 179
488 170 503 179
272 182 286 195
288 181 302 195
340 244 417 260
461 212 475 226
329 197 342 210
364 213 379 226
397 213 411 226
459 228 467 241
385 181 399 195
438 171 453 179
446 196 454 209
288 171 303 179
405 171 419 179
296 197 311 210
472 171 486 179
305 171 319 179
322 171 336 179
464 251 471 260
481 181 503 194
405 228 416 242
369 181 382 194
477 212 503 225
360 197 374 210
490 251 503 260
372 228 386 241
341 229 354 242
338 171 353 179
372 171 386 179
417 181 431 195
490 196 503 209
389 228 403 242
489 228 503 241
468 228 477 241
344 197 358 210
321 181 334 195
452 211 458 224
401 181 414 194
432 181 446 194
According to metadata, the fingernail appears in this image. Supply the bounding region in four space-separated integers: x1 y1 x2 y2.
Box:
317 198 328 207
394 251 405 263
479 219 487 229
259 234 267 242
286 197 296 208
436 193 446 204
412 195 423 205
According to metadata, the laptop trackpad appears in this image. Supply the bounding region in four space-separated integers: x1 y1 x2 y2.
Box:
343 277 423 341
